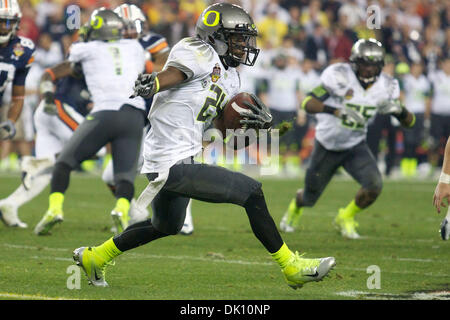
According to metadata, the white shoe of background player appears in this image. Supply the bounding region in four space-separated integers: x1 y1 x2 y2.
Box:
0 200 27 228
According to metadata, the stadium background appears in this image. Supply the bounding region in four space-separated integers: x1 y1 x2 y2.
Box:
0 0 450 178
1 0 450 178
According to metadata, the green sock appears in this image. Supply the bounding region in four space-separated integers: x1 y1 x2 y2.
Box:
271 243 293 269
401 158 409 177
94 237 123 262
339 200 362 219
49 192 64 213
409 158 417 176
115 197 130 215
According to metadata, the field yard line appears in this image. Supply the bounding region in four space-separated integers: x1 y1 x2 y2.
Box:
5 243 449 277
0 292 78 300
2 243 69 252
336 266 449 278
127 252 274 266
31 255 73 262
23 254 450 278
335 290 450 300
382 257 447 263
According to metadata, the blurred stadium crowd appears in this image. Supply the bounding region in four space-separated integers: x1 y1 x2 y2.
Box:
1 0 450 179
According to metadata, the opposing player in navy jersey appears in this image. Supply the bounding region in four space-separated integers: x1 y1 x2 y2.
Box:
0 0 37 226
0 0 35 140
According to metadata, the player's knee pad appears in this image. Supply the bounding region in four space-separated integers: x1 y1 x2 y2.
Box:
366 172 383 196
301 188 321 207
364 187 382 203
235 176 263 207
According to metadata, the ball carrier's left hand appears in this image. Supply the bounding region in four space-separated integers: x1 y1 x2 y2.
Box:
240 93 273 130
130 72 160 99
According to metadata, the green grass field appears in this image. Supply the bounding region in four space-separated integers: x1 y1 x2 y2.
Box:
0 172 449 300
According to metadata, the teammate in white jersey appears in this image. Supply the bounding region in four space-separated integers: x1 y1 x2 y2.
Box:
280 39 415 239
107 3 192 234
428 57 450 170
34 9 147 235
399 61 431 177
73 3 336 290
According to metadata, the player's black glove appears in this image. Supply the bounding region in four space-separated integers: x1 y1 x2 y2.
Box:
43 91 57 115
239 93 273 130
40 80 57 115
130 72 159 99
0 119 16 140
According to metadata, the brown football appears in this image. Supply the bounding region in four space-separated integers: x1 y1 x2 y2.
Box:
221 92 256 130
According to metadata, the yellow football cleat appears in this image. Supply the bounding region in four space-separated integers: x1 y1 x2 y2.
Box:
73 246 113 287
334 209 361 239
34 209 63 235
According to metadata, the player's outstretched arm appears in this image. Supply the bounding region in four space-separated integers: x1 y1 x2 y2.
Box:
39 61 78 115
433 137 450 213
131 66 186 99
0 85 25 139
377 99 415 128
302 94 365 126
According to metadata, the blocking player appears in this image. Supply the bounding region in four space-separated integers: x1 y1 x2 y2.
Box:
106 3 193 234
73 3 336 289
280 39 415 239
0 0 35 144
34 9 148 235
433 136 450 240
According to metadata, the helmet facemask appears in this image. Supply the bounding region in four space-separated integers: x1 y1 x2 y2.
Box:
351 58 384 85
349 38 385 86
123 19 145 39
222 28 259 67
0 16 19 44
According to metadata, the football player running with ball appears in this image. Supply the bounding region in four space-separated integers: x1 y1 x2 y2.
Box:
280 39 415 239
73 3 336 289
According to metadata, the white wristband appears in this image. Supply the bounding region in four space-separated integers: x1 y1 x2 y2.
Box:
439 172 450 184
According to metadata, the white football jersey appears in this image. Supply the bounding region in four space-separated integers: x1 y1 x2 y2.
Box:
428 70 450 115
68 39 146 113
142 37 241 173
401 74 430 114
263 67 301 112
314 63 400 151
